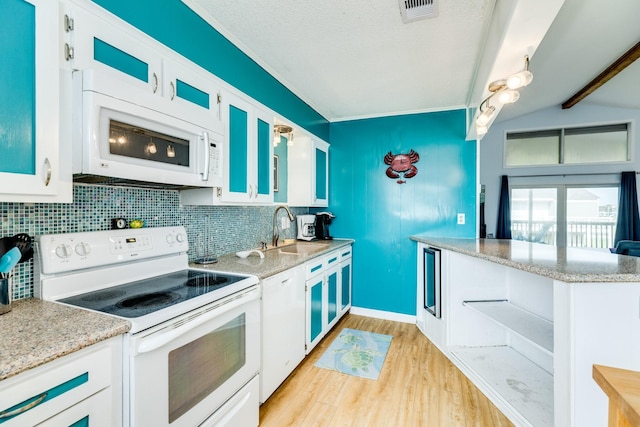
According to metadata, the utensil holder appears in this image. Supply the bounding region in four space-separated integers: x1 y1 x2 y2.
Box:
0 277 11 315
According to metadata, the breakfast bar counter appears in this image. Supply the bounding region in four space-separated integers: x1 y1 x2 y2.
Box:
410 236 640 427
409 236 640 282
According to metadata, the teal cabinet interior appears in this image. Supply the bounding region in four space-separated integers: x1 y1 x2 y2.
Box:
256 118 271 196
229 104 249 194
0 0 71 203
93 38 149 83
1 0 35 176
308 277 323 345
340 257 352 313
315 147 327 201
327 267 338 326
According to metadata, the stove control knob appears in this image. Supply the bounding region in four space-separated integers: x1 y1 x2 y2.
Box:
75 242 91 257
176 233 185 243
55 244 72 259
166 234 175 244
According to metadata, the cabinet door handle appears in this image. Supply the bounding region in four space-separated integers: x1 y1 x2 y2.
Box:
64 43 74 61
152 72 158 93
170 81 175 100
43 157 52 186
0 392 47 419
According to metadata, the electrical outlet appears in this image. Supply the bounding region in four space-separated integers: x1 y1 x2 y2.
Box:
457 213 465 225
281 216 290 230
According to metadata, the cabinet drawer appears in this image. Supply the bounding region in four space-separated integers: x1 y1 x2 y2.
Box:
305 258 325 280
0 341 114 427
339 246 352 261
36 388 112 427
325 252 340 267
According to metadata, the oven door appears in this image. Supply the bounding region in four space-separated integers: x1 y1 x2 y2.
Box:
128 286 260 427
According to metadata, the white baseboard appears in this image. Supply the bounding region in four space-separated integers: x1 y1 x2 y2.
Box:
349 306 416 324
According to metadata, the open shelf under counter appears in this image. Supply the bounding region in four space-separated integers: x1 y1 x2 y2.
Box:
463 300 554 355
450 345 554 427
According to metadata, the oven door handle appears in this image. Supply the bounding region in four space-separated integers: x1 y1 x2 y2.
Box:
136 287 259 354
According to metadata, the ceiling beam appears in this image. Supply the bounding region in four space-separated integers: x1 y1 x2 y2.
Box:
562 40 640 109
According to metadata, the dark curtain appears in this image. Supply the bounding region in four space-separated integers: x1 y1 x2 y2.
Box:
614 171 640 245
496 175 512 239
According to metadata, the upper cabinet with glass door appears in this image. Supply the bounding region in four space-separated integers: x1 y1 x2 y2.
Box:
0 0 72 203
288 136 329 207
68 1 222 130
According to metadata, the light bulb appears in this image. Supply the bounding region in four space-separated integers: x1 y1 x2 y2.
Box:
496 89 520 104
117 135 127 144
476 124 488 136
146 143 157 154
476 105 496 126
167 145 175 158
506 70 533 89
273 130 281 146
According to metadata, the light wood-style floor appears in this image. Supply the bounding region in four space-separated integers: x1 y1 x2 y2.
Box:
259 314 514 427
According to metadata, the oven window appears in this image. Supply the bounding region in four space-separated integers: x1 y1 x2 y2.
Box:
109 120 190 166
168 314 246 423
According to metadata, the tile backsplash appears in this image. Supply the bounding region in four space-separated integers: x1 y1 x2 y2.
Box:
1 184 306 300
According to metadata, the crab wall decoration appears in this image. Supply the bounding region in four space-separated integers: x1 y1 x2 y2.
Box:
384 150 420 184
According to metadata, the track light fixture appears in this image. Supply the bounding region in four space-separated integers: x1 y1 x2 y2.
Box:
475 55 533 136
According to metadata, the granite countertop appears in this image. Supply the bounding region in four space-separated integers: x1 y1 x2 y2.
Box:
190 239 354 278
0 298 130 381
410 235 640 283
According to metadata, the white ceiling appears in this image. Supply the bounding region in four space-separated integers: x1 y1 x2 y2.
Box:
183 0 640 125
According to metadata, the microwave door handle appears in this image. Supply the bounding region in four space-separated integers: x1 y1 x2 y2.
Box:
201 131 210 181
136 288 258 354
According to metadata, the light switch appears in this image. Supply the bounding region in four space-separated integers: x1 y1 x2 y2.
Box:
457 213 465 225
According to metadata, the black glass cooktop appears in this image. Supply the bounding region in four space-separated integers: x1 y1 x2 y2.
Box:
60 270 244 318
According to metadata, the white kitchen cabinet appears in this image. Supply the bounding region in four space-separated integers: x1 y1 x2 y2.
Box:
68 0 222 129
0 337 122 426
305 247 350 354
288 136 329 207
217 90 273 204
260 266 305 403
0 0 72 203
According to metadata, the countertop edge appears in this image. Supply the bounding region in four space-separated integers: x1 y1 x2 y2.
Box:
410 235 640 283
191 239 355 279
0 298 131 381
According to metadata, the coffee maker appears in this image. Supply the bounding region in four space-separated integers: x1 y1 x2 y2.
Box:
297 215 316 241
315 212 334 240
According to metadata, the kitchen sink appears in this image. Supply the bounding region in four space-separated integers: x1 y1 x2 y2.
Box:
278 243 329 255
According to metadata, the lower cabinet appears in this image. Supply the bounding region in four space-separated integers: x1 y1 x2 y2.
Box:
260 265 305 403
305 245 353 354
0 337 122 427
259 243 353 404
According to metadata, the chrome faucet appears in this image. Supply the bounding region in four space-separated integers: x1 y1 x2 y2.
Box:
272 205 295 247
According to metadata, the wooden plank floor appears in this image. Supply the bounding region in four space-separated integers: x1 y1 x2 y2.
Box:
259 314 514 427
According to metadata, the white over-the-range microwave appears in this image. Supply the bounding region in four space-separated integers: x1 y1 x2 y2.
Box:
72 69 223 188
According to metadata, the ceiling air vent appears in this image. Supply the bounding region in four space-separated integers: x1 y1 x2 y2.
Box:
399 0 438 23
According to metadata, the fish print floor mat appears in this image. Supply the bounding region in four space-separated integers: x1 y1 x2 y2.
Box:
314 328 393 380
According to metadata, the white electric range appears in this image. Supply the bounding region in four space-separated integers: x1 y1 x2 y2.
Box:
35 226 260 427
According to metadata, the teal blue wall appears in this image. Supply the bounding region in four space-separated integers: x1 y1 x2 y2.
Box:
329 110 476 315
274 136 288 203
93 0 330 141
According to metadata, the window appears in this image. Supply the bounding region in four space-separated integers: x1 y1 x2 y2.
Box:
511 185 618 248
505 123 630 167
